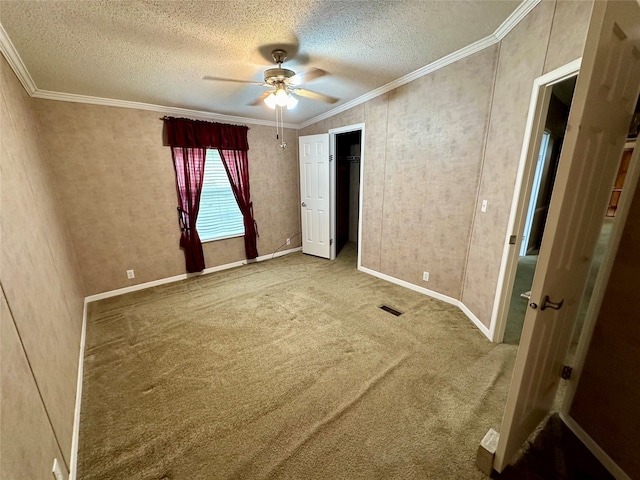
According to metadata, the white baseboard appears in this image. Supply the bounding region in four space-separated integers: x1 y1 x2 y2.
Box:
560 412 631 480
84 247 302 303
69 300 88 480
358 266 492 341
70 246 301 479
72 248 494 478
458 302 492 340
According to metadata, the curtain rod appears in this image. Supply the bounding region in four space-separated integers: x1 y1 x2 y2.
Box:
159 116 250 129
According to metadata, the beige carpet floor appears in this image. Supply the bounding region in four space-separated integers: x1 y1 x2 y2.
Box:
79 244 518 479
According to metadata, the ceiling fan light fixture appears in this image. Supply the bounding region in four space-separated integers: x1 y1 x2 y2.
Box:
275 88 289 107
286 94 298 110
264 92 277 109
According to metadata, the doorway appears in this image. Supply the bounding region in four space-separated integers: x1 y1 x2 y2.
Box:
334 130 361 262
328 123 365 265
502 76 577 345
493 2 640 473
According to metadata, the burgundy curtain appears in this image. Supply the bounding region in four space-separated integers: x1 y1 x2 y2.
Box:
219 149 258 259
171 147 207 272
164 116 257 266
165 117 249 150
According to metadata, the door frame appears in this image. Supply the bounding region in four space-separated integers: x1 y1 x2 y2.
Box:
520 130 551 257
489 59 581 343
328 123 365 265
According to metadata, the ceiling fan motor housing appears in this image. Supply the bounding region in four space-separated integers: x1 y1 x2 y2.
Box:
264 68 296 85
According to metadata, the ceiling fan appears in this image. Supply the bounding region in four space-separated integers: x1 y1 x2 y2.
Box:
203 49 339 110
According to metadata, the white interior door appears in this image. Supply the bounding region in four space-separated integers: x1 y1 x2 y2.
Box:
494 0 640 472
299 134 331 258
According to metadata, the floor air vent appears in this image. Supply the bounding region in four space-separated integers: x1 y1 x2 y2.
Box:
379 305 403 316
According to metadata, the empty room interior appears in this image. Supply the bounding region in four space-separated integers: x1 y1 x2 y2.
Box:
2 1 640 479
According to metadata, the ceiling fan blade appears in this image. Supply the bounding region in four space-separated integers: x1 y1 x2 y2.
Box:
248 91 272 106
203 75 264 86
294 88 339 104
290 68 327 85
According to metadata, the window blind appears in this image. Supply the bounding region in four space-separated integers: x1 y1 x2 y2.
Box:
196 150 245 242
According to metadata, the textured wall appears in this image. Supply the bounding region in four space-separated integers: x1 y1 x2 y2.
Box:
543 0 594 75
378 47 498 298
33 100 300 295
301 47 498 299
461 2 556 326
461 0 592 327
1 56 83 477
301 0 593 328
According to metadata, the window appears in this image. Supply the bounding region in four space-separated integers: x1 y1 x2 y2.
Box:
196 150 244 242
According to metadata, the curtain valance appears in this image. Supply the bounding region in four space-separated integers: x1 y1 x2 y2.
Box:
164 117 249 151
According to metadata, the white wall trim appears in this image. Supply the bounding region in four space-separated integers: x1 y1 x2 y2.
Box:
298 0 541 130
30 89 298 129
84 247 301 303
458 301 492 340
358 266 492 340
70 246 301 478
488 58 582 343
69 300 88 480
560 412 632 480
298 35 499 129
1 0 539 131
0 23 37 95
494 0 541 40
328 123 366 264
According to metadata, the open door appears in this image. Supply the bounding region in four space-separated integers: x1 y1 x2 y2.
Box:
299 134 331 258
494 0 640 472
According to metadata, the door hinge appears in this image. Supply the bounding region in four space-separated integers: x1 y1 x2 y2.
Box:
330 239 333 246
329 154 334 162
509 235 517 245
561 365 573 380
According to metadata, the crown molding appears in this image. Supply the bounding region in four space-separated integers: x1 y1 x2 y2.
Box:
1 0 539 130
0 23 37 95
299 0 541 129
31 90 298 129
495 0 541 40
298 34 500 129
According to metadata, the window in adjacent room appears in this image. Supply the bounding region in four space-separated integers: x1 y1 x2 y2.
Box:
196 149 244 242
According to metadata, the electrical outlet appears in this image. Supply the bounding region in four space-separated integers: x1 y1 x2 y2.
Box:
286 238 291 245
481 200 488 213
52 458 64 480
423 271 429 282
126 269 135 279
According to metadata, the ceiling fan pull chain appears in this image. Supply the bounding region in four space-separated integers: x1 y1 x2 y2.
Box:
280 107 286 149
274 105 278 139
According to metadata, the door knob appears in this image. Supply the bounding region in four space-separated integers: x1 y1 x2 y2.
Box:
540 295 564 311
301 202 307 207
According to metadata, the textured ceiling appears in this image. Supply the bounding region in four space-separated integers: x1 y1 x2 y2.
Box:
0 0 522 124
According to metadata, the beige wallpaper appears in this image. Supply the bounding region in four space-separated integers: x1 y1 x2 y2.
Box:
360 94 390 273
33 100 300 294
543 0 593 75
0 3 596 476
1 56 84 474
1 293 68 479
301 47 497 299
301 0 592 328
461 2 556 326
461 0 592 327
300 104 366 137
386 47 497 298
